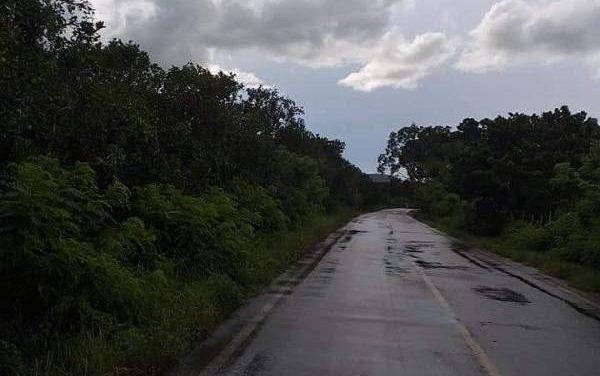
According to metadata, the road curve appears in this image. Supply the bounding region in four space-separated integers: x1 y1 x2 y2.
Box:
177 209 600 376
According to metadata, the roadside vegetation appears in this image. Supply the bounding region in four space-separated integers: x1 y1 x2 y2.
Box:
0 1 378 374
380 108 600 292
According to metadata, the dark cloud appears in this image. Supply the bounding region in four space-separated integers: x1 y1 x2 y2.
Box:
94 0 406 66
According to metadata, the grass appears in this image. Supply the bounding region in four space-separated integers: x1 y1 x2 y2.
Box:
415 213 600 293
29 208 359 376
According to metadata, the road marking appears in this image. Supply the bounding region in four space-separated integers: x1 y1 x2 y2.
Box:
415 265 503 376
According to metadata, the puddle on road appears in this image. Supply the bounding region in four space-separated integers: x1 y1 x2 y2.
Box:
384 258 409 276
404 241 436 254
415 260 470 271
383 244 409 276
386 245 403 254
338 229 368 245
474 286 531 305
348 229 368 235
242 353 269 376
309 262 337 286
340 235 353 243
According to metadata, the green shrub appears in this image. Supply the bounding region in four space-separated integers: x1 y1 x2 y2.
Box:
230 178 288 233
204 275 243 315
0 159 157 369
546 212 581 248
132 184 255 279
505 221 554 251
271 148 329 225
98 217 159 271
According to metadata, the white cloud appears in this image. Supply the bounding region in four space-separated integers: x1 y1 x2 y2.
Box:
339 32 459 91
207 64 267 88
587 53 600 78
92 0 156 37
456 0 600 74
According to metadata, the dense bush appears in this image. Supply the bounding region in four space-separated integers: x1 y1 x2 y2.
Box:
412 182 474 231
229 178 288 233
380 108 599 231
0 159 153 362
505 221 554 251
132 184 255 279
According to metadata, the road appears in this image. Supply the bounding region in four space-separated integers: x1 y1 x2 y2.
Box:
174 209 600 376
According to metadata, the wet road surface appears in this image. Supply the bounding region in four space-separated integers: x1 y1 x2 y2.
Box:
181 209 600 376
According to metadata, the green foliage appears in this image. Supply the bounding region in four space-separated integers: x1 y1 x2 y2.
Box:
230 178 288 233
0 159 149 344
505 221 554 251
131 184 255 279
270 148 329 224
412 182 473 232
381 107 600 233
501 206 600 270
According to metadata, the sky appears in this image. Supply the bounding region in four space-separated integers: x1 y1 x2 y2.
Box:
90 0 600 173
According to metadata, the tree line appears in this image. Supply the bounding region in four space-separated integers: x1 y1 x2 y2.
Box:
0 1 378 373
379 106 600 270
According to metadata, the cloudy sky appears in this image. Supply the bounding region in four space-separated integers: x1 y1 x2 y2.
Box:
91 0 600 172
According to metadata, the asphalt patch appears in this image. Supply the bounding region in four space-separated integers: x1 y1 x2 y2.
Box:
383 259 408 276
340 235 353 243
474 286 531 305
243 354 269 376
415 260 470 270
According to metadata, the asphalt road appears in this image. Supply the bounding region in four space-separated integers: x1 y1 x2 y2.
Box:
177 209 600 376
